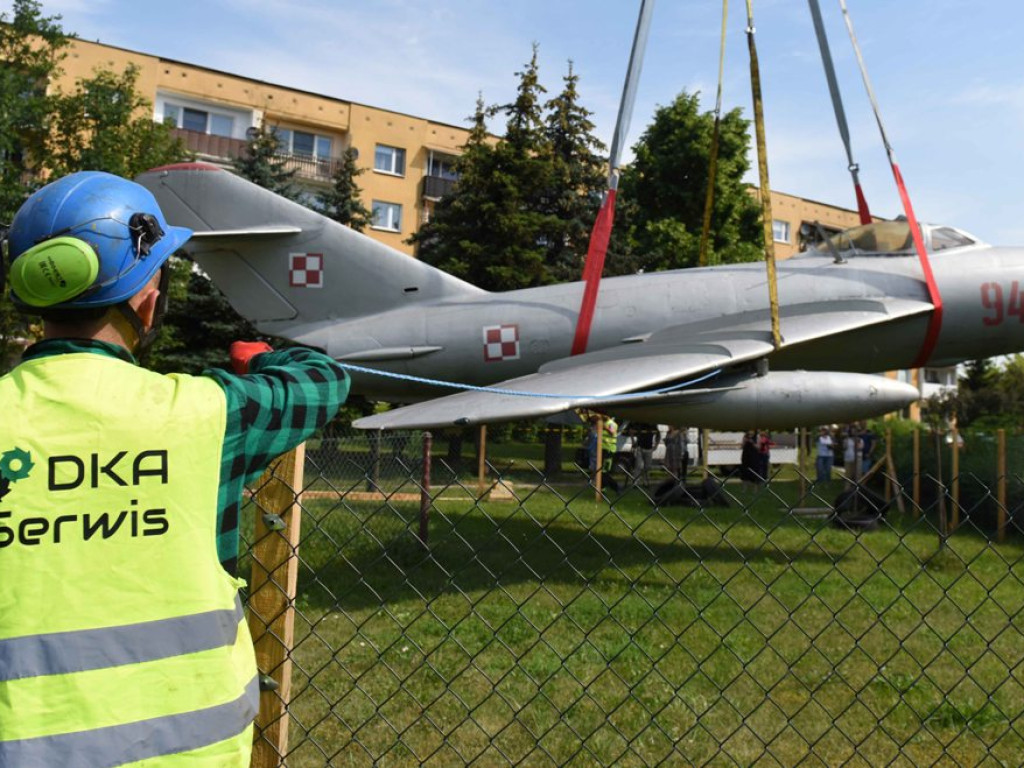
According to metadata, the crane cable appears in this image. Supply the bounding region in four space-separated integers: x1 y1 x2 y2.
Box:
744 0 782 350
698 0 729 267
839 0 943 368
571 0 656 356
807 0 871 224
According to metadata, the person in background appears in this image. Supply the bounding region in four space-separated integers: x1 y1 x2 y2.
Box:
757 431 774 482
816 426 834 484
632 422 661 487
664 426 686 480
0 171 349 767
843 424 862 487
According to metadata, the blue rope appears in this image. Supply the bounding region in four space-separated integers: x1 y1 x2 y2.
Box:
337 362 723 401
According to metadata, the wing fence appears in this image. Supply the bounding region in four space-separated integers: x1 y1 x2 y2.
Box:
243 425 1024 766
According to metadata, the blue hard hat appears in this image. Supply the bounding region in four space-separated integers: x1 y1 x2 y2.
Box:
6 171 192 308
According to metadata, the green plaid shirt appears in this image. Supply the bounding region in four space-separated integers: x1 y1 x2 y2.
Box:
21 339 350 573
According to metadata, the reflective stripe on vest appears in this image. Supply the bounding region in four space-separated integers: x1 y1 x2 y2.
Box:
0 596 244 682
0 676 259 768
0 353 257 765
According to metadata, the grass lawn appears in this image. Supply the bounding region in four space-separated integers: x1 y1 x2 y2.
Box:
244 472 1024 767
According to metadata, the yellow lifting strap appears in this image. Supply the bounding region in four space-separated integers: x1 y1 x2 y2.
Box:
698 0 729 267
744 0 782 350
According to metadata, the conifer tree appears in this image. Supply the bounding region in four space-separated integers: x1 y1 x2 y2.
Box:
415 48 575 291
315 147 371 232
232 122 299 201
542 61 607 282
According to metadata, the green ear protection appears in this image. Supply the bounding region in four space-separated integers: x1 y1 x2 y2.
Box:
3 212 165 309
7 236 101 308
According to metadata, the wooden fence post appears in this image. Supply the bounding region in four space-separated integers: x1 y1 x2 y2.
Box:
419 432 432 547
951 427 960 532
798 428 806 501
998 428 1007 543
477 425 487 498
247 444 305 768
912 429 921 515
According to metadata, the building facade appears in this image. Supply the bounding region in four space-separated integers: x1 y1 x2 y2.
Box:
57 38 468 255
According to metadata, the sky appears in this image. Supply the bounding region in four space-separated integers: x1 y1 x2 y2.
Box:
6 0 1023 245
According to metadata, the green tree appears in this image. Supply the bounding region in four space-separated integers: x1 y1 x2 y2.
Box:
415 48 605 292
232 122 298 200
0 0 68 371
314 147 371 232
0 0 67 216
541 61 606 283
46 64 187 178
613 91 763 273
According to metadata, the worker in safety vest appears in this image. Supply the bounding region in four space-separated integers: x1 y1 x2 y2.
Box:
0 171 349 767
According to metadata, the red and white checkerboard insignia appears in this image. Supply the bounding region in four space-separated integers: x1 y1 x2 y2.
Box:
289 253 324 288
483 324 520 362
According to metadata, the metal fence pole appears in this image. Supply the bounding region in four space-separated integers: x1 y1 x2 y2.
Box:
419 431 432 547
247 444 305 768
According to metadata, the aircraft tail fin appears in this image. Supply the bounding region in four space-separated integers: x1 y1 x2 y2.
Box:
135 163 484 330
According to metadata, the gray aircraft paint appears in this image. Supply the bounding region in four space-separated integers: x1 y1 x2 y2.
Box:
136 165 1024 429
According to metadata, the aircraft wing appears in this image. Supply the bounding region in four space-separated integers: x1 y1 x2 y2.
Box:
353 297 931 430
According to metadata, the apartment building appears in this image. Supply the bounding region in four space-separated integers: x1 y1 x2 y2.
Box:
57 38 469 256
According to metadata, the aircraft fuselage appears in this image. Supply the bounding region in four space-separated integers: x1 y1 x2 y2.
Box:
288 243 1024 401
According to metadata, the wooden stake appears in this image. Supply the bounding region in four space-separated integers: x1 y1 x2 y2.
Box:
248 444 305 768
885 428 906 516
595 416 604 500
951 427 960 532
912 429 921 515
884 428 892 505
477 425 487 498
998 428 1007 543
419 432 432 547
798 428 807 501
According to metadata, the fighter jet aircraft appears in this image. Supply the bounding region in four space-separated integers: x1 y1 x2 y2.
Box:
137 163 1021 430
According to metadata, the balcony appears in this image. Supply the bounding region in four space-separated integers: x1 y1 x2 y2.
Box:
422 175 456 201
170 128 339 182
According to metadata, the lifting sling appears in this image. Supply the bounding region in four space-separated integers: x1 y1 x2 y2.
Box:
572 0 656 356
807 0 872 224
698 0 730 267
744 0 783 350
839 0 943 367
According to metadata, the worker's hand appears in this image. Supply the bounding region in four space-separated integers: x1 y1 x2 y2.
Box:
230 341 273 374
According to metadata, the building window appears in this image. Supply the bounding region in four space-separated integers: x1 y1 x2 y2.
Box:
772 219 791 243
427 151 458 180
162 103 236 138
372 201 402 232
275 128 333 159
374 144 406 176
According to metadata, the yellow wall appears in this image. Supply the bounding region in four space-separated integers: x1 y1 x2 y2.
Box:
767 189 878 259
57 38 470 255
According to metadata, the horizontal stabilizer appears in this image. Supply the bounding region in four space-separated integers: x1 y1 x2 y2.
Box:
191 226 302 238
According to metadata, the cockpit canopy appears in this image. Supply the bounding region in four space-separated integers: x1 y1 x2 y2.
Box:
805 220 980 257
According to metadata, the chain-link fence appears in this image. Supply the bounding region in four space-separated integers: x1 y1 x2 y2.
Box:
242 426 1024 766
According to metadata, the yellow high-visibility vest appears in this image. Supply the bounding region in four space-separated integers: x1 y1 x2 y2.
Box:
0 352 258 767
